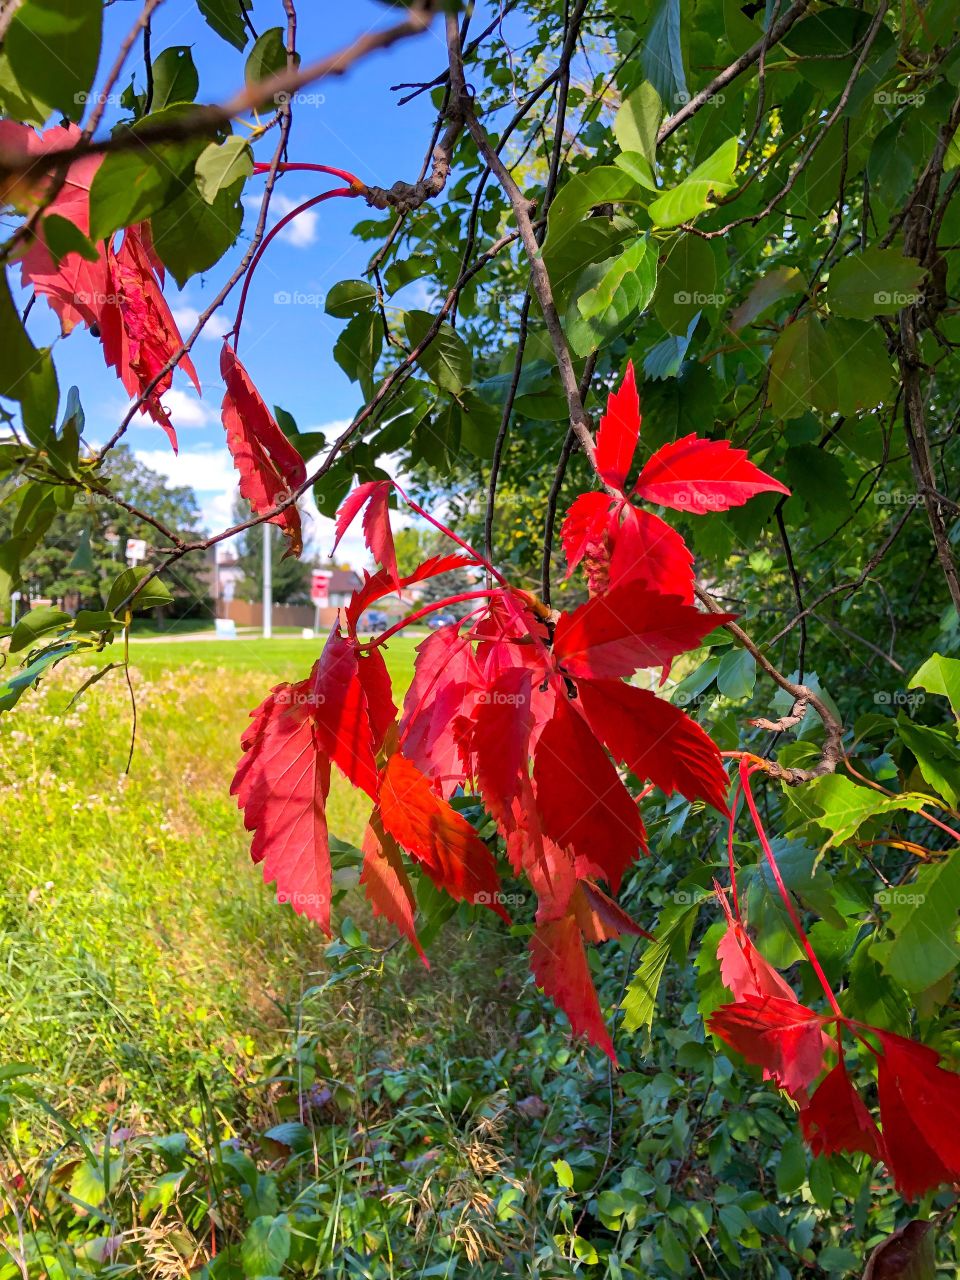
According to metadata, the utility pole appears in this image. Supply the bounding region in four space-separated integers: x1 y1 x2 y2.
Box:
262 522 272 639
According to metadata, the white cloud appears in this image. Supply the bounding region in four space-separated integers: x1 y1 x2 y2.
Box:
159 387 216 428
169 303 232 342
243 192 319 248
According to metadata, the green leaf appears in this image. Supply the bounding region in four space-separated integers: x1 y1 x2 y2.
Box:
614 80 662 169
553 1159 574 1189
325 279 377 319
566 238 658 357
0 641 78 713
730 266 804 331
403 311 472 395
792 774 928 847
623 899 702 1034
654 234 718 333
197 0 249 49
642 0 688 107
42 214 99 267
0 271 59 446
334 312 383 400
716 648 756 700
827 246 925 319
896 715 960 807
245 27 290 86
909 652 960 718
5 0 102 121
0 49 51 126
872 853 960 992
828 319 894 415
768 315 838 420
195 135 253 203
241 1214 291 1277
543 167 646 271
151 178 244 287
9 604 70 654
106 568 174 615
140 1169 187 1216
776 1135 807 1196
647 137 738 229
150 46 199 109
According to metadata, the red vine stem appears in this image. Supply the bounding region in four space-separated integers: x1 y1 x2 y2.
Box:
231 187 356 347
392 480 507 586
738 757 843 1018
252 160 365 188
727 779 744 924
370 591 503 648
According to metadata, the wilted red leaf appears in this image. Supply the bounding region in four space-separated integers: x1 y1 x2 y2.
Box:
595 359 640 493
634 433 790 512
220 342 307 555
572 880 651 943
863 1221 936 1280
378 752 508 918
576 678 728 813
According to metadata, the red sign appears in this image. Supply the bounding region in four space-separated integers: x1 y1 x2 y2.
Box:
311 570 333 606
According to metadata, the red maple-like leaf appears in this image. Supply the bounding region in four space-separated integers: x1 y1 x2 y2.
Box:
634 434 790 513
595 359 640 493
533 690 647 892
307 626 380 798
400 624 485 795
220 342 307 555
716 922 796 1003
470 666 536 825
572 880 652 943
1 121 108 334
800 1060 884 1162
378 752 509 919
231 682 333 933
576 678 729 812
552 585 732 682
360 811 428 966
355 646 397 753
875 1030 960 1200
529 911 617 1062
561 491 614 579
607 505 695 602
333 480 398 584
709 995 828 1100
99 226 201 450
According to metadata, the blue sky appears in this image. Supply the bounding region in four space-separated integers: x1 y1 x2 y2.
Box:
21 1 513 565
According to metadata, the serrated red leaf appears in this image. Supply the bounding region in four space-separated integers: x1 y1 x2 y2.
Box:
716 922 796 1003
231 685 332 933
378 752 508 919
529 912 616 1062
360 811 428 967
561 491 614 578
875 1030 960 1200
709 995 828 1100
0 122 108 334
572 880 651 943
471 666 535 825
596 360 640 493
552 585 731 682
533 691 646 892
355 646 396 753
333 480 398 583
800 1061 884 1162
634 434 790 512
307 626 379 797
346 554 479 635
220 342 307 554
607 505 695 602
400 625 484 795
576 678 728 813
100 226 201 451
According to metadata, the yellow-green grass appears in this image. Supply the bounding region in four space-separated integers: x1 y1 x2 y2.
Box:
0 635 429 1138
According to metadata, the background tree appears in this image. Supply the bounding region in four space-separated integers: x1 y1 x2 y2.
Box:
232 496 312 605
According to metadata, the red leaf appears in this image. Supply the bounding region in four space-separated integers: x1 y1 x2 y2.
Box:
378 752 508 919
572 881 652 943
333 480 398 584
220 342 307 555
400 625 484 795
595 360 640 493
576 678 728 813
1 122 107 334
607 506 695 603
709 995 828 1100
533 691 646 892
100 226 201 450
634 434 790 512
360 811 428 966
529 912 616 1062
471 666 535 825
800 1061 884 1162
561 491 614 578
503 775 579 922
231 684 332 933
553 585 731 682
716 922 797 1003
307 626 379 798
355 646 396 753
876 1030 960 1200
346 554 479 635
